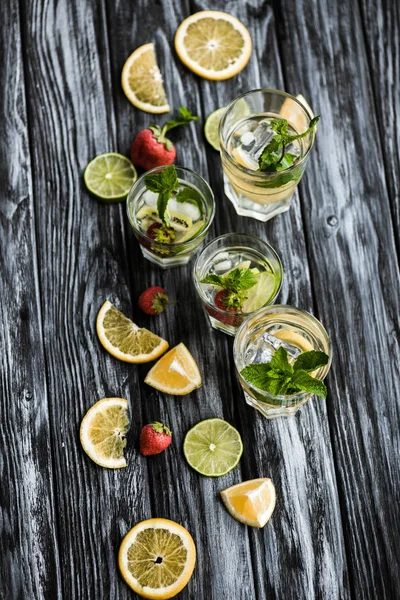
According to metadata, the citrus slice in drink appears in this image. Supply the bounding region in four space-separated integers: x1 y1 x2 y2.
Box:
183 418 243 477
273 329 314 352
118 518 196 599
280 93 316 134
241 271 278 313
204 106 226 150
220 478 276 528
97 300 169 363
80 397 129 468
84 153 137 202
121 42 170 113
174 11 252 80
144 343 201 395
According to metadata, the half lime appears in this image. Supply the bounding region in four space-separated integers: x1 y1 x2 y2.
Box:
84 153 137 202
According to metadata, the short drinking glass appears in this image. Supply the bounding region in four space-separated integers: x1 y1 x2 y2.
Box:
127 166 215 268
234 305 331 418
220 89 317 222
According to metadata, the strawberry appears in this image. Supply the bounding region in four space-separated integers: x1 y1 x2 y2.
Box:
138 286 169 315
139 422 172 456
131 107 199 171
210 290 239 326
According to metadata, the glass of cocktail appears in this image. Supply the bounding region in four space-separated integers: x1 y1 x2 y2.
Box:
127 165 215 268
219 89 318 222
234 305 331 418
193 233 283 336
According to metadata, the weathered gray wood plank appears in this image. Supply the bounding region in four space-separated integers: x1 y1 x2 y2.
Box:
0 1 62 598
357 0 400 254
19 0 151 597
274 0 400 598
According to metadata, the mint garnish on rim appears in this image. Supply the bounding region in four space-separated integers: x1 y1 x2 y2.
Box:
241 347 329 399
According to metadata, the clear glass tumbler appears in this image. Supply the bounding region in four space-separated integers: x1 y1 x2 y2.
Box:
234 305 331 418
219 89 317 222
127 166 215 268
193 233 283 336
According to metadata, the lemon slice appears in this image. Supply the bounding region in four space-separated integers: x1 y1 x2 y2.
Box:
119 518 196 599
183 418 243 477
175 11 252 80
204 106 226 150
220 478 276 528
145 343 201 395
241 271 278 313
97 300 169 363
280 94 315 134
121 43 170 114
80 398 129 468
84 153 137 202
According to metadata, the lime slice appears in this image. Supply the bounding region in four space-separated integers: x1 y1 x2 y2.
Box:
84 153 137 202
175 220 206 243
183 418 243 477
204 107 226 150
241 271 278 313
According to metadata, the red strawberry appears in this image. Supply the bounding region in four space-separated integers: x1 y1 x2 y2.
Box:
211 290 239 326
139 422 172 456
131 107 199 171
138 286 169 315
131 128 176 171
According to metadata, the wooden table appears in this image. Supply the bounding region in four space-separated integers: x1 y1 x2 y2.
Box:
1 1 399 598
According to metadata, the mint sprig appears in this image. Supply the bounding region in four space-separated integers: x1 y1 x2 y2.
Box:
257 116 320 185
241 347 329 399
201 267 258 311
149 107 200 150
144 165 179 225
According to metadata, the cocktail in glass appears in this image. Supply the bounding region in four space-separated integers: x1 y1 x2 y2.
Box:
219 89 317 222
234 305 331 418
127 166 215 268
193 233 283 336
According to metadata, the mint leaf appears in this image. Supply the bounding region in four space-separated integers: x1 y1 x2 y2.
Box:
226 268 258 291
255 165 303 189
269 346 293 377
157 191 172 225
290 370 327 399
285 116 320 144
294 350 329 373
200 274 225 287
270 118 289 136
161 165 179 190
144 173 165 193
164 106 200 132
175 187 204 215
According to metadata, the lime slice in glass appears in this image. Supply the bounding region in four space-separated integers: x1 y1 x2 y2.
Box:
241 271 278 313
204 107 226 151
84 153 137 202
183 418 243 477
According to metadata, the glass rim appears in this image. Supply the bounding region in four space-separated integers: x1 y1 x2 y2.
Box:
219 88 316 178
233 304 332 400
193 233 283 317
126 164 216 248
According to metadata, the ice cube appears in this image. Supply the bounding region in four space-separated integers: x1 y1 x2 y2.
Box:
143 190 158 207
169 198 200 221
213 252 232 273
246 332 301 366
237 121 275 170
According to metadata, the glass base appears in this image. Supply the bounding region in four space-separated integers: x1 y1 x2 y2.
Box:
140 246 192 269
223 174 292 222
204 310 237 336
244 392 304 419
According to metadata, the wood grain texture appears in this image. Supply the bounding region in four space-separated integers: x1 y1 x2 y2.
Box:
0 1 62 598
274 0 400 597
1 0 399 598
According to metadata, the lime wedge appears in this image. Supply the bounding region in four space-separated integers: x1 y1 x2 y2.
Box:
84 153 137 202
183 418 243 477
204 107 226 151
241 271 278 313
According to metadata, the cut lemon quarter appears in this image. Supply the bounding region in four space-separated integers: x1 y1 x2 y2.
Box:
220 478 276 528
80 397 129 468
84 153 137 202
175 11 252 80
97 300 169 363
183 418 243 477
119 518 196 599
121 42 170 113
145 343 201 395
